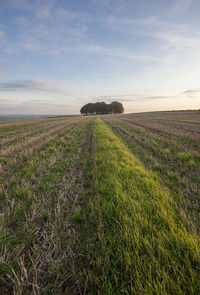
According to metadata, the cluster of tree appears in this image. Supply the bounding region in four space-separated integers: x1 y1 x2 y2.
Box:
80 101 124 115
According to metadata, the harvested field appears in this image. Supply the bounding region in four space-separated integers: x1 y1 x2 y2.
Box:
103 111 200 234
0 112 200 294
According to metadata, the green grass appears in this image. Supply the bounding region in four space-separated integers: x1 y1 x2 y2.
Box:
81 117 200 294
0 115 200 294
105 119 200 233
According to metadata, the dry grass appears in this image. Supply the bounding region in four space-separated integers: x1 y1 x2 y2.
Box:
0 116 90 294
119 111 200 141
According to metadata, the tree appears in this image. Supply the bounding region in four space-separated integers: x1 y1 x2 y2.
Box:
80 104 87 115
111 101 124 114
80 101 124 115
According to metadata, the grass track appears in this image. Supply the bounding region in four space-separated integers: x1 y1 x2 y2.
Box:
82 117 200 294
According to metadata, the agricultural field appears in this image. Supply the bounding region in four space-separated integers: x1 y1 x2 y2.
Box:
0 111 200 294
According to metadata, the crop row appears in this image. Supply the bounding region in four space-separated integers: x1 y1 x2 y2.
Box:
0 115 199 294
103 116 200 235
73 117 200 294
120 114 200 142
0 118 91 294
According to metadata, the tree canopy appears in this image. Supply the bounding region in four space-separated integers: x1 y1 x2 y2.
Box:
80 101 124 115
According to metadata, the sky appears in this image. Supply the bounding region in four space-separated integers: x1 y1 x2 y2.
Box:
0 0 200 114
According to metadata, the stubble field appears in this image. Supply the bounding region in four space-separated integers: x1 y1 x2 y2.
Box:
0 111 200 294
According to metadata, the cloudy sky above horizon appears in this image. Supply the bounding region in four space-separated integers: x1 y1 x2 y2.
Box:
0 0 200 114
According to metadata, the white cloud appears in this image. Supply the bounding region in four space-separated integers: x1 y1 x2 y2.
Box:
172 0 192 12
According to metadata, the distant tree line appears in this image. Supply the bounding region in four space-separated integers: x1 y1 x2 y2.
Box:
80 101 124 115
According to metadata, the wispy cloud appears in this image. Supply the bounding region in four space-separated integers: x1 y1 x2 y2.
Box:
0 98 16 105
184 89 200 96
0 28 7 40
7 0 33 10
1 1 89 57
0 80 70 95
0 26 18 55
1 0 200 115
88 88 200 103
108 14 200 53
0 98 78 115
0 70 6 76
22 99 68 108
4 0 196 64
71 44 171 63
15 2 88 44
91 0 112 6
88 93 176 103
172 0 192 12
5 0 173 65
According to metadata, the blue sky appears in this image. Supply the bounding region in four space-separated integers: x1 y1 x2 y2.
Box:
0 0 200 114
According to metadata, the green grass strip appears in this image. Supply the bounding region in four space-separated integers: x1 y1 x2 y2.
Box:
87 117 200 294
